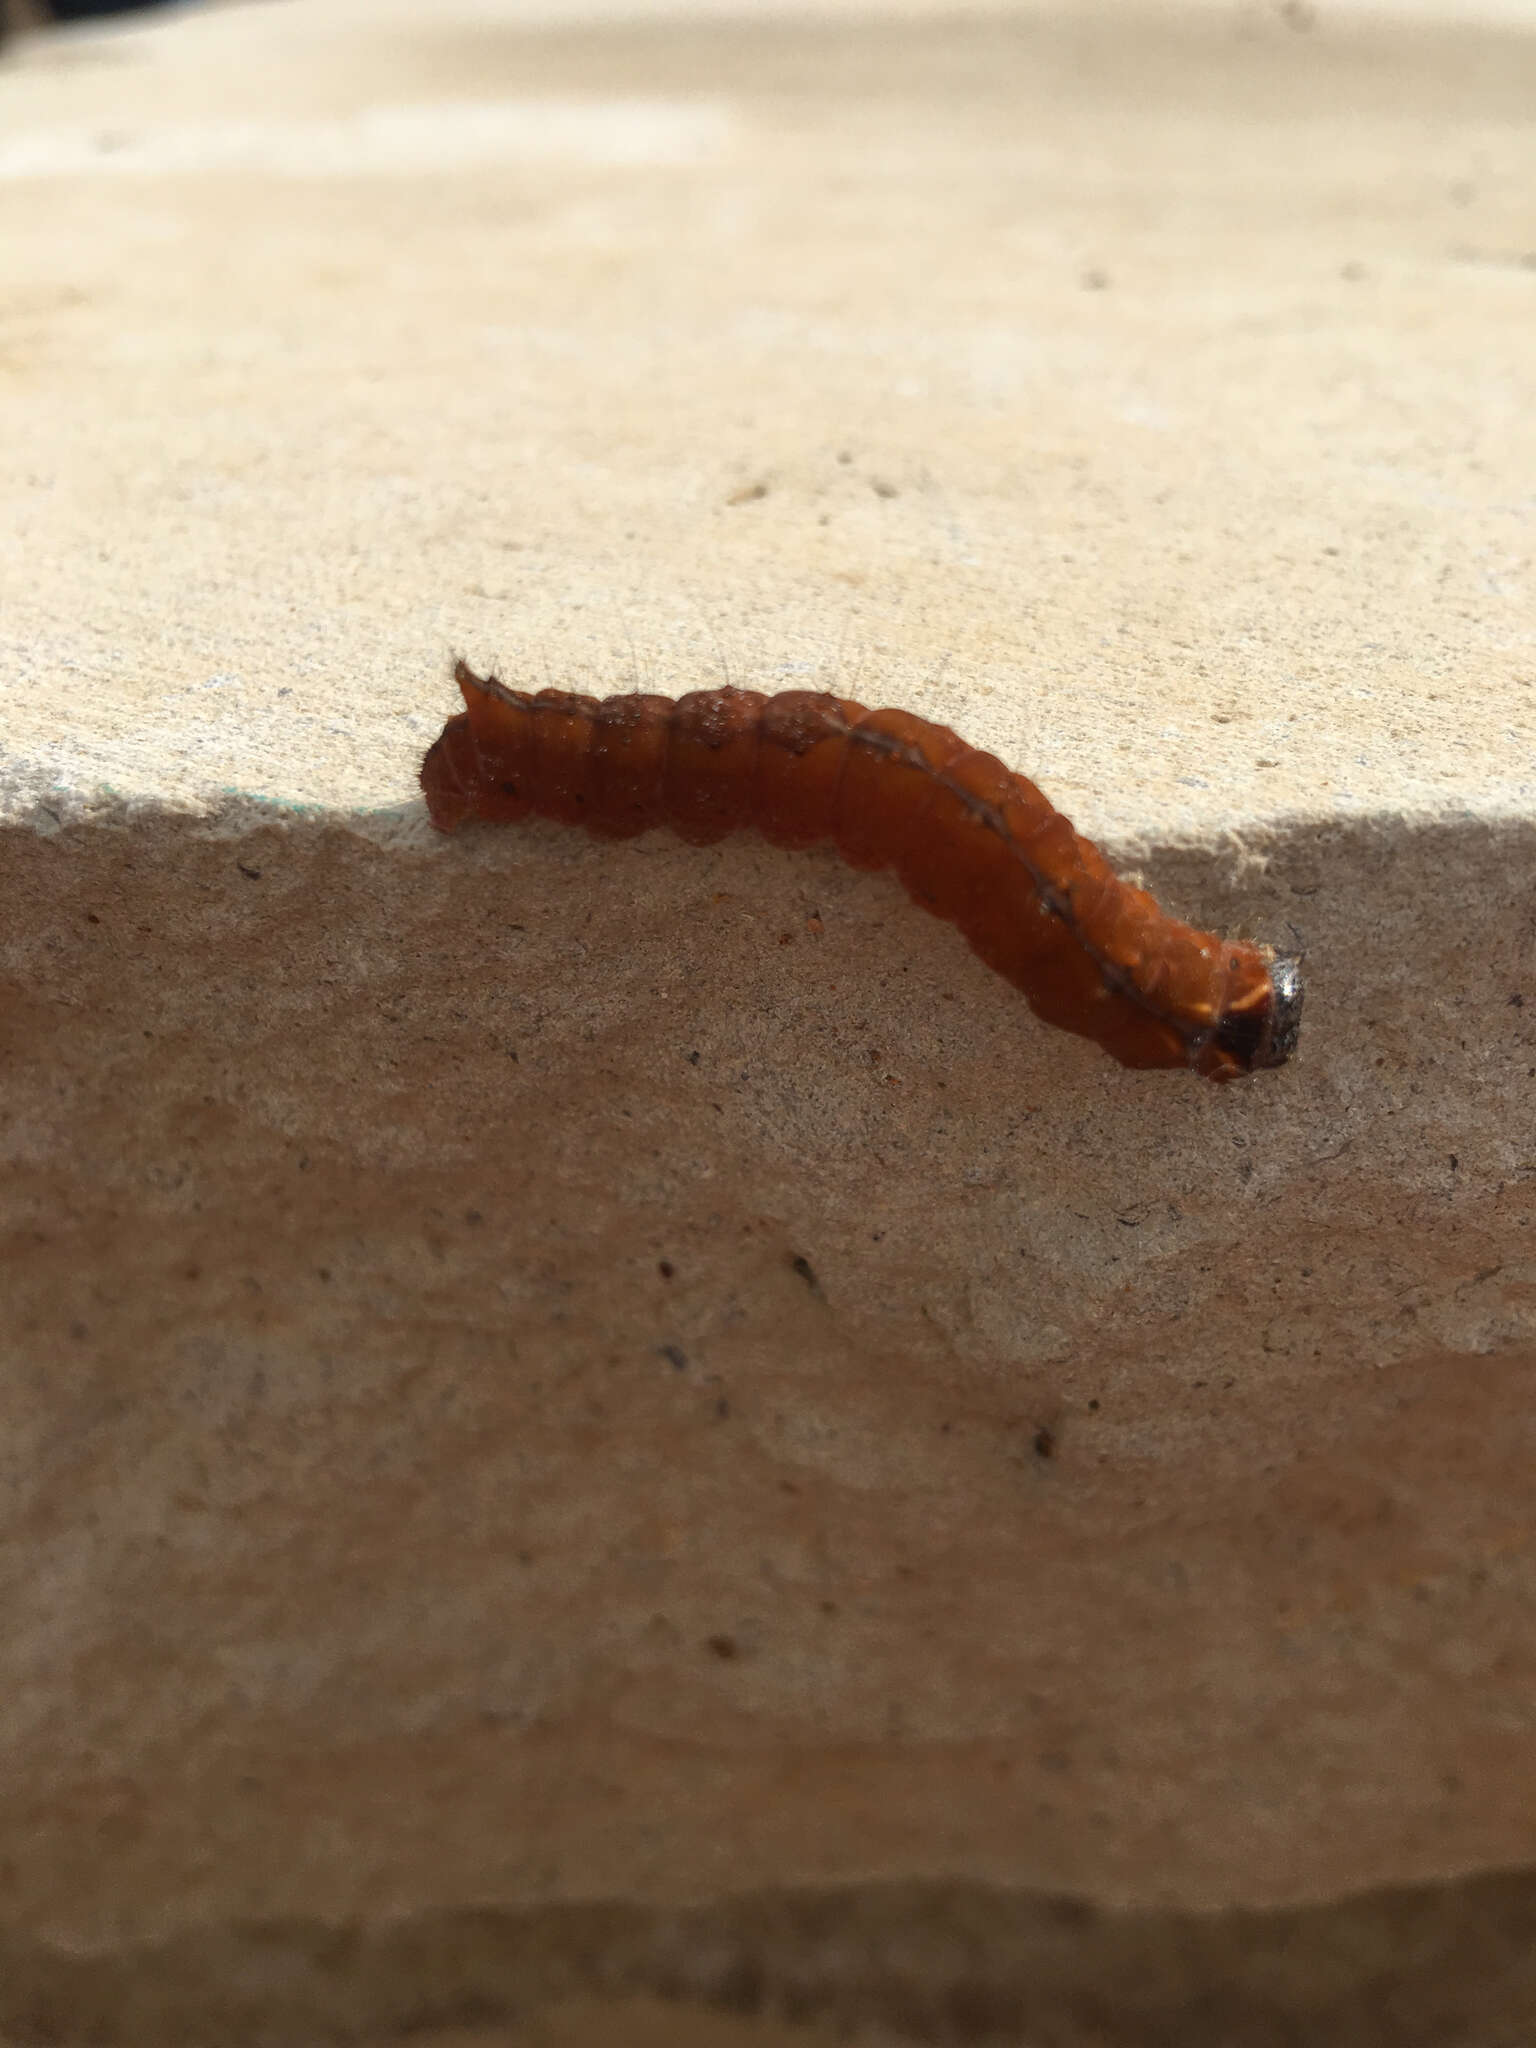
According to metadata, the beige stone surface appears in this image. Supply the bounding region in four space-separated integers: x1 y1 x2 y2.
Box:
4 0 1536 843
5 0 1536 2041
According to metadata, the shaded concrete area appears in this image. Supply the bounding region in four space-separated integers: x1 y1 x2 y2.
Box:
8 1873 1536 2047
4 814 1535 1943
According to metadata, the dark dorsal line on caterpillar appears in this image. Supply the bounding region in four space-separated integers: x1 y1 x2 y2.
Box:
420 661 1302 1082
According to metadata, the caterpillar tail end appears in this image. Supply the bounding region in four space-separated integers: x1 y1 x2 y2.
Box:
419 714 477 832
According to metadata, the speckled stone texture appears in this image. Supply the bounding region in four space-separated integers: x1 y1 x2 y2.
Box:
3 0 1536 2042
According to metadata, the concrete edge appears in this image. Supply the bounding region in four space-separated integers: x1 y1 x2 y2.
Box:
5 1866 1536 2047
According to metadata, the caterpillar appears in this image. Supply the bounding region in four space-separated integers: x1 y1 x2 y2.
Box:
420 661 1302 1081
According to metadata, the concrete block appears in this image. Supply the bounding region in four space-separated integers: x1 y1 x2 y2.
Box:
3 0 1536 2037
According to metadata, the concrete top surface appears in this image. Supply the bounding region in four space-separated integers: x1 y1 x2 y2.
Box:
2 0 1535 852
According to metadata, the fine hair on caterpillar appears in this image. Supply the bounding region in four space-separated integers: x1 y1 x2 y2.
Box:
421 660 1303 1082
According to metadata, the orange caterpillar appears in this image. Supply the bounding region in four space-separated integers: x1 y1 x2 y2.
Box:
421 661 1301 1081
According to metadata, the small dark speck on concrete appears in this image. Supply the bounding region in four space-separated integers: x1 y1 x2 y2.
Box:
790 1254 820 1293
237 863 262 881
658 1260 675 1279
659 1344 688 1371
1033 1427 1057 1460
1081 268 1110 290
706 1634 739 1659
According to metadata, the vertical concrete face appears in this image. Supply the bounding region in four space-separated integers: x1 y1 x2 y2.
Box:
4 0 1536 2040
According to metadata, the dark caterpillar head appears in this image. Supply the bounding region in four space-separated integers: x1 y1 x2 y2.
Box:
1212 954 1304 1073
